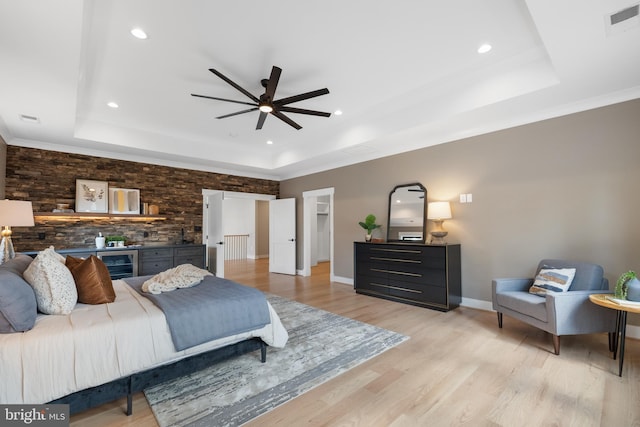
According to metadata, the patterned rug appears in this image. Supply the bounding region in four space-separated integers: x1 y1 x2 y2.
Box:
144 294 408 427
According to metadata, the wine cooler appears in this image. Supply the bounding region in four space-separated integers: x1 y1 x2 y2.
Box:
96 250 139 280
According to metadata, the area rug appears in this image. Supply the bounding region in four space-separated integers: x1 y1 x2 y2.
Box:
144 294 408 427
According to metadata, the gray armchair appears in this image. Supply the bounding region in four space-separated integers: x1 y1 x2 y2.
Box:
492 259 616 355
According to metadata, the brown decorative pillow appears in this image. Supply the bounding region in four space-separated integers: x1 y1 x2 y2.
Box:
65 255 115 304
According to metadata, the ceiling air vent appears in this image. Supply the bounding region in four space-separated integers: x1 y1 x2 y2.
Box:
605 3 640 36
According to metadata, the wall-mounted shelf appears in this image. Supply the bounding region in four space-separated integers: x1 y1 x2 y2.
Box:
34 212 167 221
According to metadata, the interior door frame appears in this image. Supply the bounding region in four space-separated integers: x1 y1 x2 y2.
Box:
201 189 276 271
302 187 335 279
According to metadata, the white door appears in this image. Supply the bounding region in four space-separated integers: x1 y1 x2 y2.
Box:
269 198 296 275
206 192 225 278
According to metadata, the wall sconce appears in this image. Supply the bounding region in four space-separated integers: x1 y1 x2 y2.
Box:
427 201 452 244
0 200 35 264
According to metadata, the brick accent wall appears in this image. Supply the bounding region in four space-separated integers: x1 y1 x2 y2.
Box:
4 146 279 251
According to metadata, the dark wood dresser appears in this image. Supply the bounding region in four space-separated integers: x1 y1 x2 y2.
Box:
354 242 461 311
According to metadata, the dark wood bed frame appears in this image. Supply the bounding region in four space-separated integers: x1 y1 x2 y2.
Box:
49 338 267 416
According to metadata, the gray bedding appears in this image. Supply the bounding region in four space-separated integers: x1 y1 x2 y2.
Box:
124 275 270 351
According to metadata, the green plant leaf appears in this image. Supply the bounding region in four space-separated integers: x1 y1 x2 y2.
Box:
615 270 637 299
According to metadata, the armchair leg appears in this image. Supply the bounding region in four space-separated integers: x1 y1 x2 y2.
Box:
497 312 503 328
552 335 560 355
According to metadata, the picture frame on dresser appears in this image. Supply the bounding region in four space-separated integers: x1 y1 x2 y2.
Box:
75 179 108 213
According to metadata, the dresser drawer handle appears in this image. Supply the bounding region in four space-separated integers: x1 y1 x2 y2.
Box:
371 257 421 264
368 282 422 293
371 268 421 278
371 248 421 254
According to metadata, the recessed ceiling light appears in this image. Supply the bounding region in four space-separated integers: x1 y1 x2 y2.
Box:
130 28 148 39
19 114 40 124
107 102 119 109
334 110 343 116
478 43 492 54
266 140 273 145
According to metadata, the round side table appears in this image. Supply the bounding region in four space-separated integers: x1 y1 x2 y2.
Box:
589 293 640 376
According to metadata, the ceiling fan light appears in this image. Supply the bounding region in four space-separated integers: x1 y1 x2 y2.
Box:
130 28 148 39
478 43 492 54
259 104 273 113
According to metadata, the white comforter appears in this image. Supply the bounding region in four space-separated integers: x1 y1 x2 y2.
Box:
0 280 288 404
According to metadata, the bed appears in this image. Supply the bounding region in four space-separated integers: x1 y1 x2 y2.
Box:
0 253 288 415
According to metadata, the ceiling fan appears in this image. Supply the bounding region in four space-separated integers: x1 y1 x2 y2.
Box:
191 66 331 130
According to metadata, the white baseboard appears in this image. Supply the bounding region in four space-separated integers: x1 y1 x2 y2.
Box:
460 297 493 311
332 275 353 286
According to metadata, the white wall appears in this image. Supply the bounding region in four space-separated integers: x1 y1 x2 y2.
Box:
222 197 256 258
317 195 330 262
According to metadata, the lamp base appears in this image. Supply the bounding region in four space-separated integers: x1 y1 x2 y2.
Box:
429 219 448 244
0 235 15 265
429 231 448 244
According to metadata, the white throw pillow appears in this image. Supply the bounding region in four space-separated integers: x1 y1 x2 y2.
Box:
529 267 576 296
24 246 78 314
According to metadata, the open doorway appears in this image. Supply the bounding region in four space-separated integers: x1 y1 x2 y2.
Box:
302 187 334 279
202 190 275 278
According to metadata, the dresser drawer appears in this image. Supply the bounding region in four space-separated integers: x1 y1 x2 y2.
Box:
388 282 447 305
355 273 390 295
174 255 205 268
139 258 173 276
174 246 204 257
139 247 173 260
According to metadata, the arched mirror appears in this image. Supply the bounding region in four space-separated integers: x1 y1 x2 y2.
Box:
387 183 427 243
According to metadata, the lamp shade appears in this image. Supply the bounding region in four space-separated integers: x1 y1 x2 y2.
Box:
0 200 35 226
427 201 452 220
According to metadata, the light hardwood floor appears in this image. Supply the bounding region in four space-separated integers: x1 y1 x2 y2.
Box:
71 259 640 426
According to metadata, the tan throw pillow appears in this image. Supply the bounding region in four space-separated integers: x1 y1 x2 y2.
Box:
23 246 78 315
66 255 115 304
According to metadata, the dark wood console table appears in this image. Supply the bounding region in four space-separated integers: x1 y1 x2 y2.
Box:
354 242 461 311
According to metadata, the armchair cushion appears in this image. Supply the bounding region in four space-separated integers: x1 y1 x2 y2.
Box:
496 291 547 322
529 267 576 296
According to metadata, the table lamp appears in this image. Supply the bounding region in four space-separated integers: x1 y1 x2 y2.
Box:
0 200 35 264
427 201 452 244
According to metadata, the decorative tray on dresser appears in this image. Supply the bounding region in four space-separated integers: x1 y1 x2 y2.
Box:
354 241 461 312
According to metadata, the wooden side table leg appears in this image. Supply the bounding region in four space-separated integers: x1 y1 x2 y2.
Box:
618 311 627 377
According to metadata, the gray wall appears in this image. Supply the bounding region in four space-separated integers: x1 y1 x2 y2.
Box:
281 98 640 305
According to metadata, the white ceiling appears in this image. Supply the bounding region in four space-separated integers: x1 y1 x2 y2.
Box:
1 0 639 180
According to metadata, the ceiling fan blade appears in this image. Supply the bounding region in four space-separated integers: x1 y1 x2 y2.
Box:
265 66 282 101
278 106 331 117
256 111 268 129
209 68 260 103
191 94 257 107
216 107 258 119
275 88 330 106
272 111 302 130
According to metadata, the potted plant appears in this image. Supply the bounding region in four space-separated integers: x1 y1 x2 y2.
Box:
615 270 640 301
106 235 127 247
359 214 381 242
